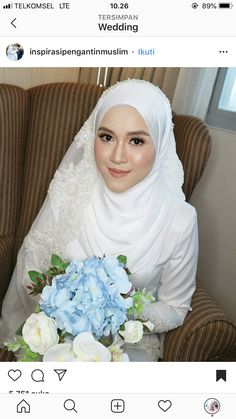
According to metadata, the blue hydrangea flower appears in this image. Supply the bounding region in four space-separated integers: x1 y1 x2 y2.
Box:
39 255 133 339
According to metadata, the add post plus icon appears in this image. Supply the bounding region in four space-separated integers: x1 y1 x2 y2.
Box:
54 369 67 381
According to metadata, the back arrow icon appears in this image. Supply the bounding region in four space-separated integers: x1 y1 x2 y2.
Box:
11 18 17 28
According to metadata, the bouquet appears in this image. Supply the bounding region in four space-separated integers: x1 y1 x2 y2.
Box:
5 254 154 362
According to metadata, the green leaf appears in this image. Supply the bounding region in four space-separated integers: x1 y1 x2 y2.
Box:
20 352 41 362
17 337 28 348
24 347 40 360
50 254 69 272
45 268 57 276
6 338 42 362
34 304 41 314
4 336 28 352
61 261 69 270
28 271 44 284
15 323 24 336
4 340 22 352
117 255 127 265
51 254 64 269
127 289 155 318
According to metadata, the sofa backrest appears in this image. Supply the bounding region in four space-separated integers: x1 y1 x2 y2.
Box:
173 114 212 201
0 84 29 304
0 84 29 235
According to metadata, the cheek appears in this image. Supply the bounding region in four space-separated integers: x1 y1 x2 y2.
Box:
132 149 156 172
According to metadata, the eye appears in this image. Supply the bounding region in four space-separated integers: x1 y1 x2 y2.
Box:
130 137 145 146
98 133 113 142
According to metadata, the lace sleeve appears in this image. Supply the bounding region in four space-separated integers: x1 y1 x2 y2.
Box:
141 211 198 333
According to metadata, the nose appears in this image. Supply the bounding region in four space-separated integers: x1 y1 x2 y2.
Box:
110 142 128 164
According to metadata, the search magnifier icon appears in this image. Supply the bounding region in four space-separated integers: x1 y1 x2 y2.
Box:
64 399 77 413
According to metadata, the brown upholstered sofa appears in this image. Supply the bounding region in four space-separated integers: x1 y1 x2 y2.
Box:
0 82 235 361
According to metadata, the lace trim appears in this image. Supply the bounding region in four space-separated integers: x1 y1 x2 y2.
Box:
24 113 97 269
141 304 183 334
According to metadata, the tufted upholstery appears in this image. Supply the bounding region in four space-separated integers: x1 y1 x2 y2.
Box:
0 82 235 361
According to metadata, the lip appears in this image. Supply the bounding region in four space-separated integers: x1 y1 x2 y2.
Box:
108 168 131 178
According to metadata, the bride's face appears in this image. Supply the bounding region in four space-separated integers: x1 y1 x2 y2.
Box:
94 106 156 193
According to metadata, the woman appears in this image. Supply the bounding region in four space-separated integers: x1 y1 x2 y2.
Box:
0 80 198 360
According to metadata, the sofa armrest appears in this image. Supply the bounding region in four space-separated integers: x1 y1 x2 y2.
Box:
0 235 15 310
0 235 15 362
163 282 236 361
0 347 16 362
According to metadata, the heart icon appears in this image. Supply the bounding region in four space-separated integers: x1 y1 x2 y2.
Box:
158 399 172 412
8 369 22 381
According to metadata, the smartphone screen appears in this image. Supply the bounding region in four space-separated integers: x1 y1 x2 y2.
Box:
0 1 235 417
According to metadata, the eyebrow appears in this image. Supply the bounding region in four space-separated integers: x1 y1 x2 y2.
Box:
98 126 150 136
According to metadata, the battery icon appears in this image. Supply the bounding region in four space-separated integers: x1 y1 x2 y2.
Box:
218 2 233 7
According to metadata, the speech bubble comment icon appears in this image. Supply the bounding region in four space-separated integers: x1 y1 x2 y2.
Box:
204 398 220 416
31 369 44 382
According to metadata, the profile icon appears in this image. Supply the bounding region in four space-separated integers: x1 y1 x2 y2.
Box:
6 43 24 61
204 398 220 416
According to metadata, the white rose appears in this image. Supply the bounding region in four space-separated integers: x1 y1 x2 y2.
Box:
73 332 111 362
22 312 59 355
119 320 143 344
43 343 76 362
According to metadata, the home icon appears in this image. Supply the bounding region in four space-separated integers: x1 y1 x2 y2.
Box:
17 399 30 413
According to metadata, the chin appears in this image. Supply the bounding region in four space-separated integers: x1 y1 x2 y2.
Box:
106 181 130 193
108 186 129 193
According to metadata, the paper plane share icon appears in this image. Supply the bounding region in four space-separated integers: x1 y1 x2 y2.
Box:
54 369 67 381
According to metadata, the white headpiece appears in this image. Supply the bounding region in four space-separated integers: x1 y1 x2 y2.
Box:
25 80 185 275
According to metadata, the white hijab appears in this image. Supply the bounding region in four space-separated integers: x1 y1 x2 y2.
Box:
24 79 185 277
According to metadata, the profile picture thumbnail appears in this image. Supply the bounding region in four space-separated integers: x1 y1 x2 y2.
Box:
6 43 24 61
204 398 220 415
